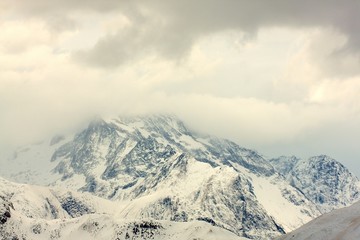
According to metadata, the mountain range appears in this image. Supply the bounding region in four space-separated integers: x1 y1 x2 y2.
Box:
0 115 359 239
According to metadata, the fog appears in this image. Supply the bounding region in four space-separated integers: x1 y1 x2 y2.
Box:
1 1 360 175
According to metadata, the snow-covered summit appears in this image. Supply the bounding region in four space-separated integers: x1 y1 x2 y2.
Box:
0 114 359 239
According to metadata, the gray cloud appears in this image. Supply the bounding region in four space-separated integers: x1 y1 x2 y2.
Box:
3 0 132 32
5 1 360 70
73 20 196 68
70 0 360 69
5 0 126 15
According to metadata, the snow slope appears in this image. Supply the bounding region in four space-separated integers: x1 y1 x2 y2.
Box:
0 177 246 240
278 200 360 240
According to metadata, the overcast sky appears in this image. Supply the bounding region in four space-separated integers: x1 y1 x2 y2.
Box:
1 1 360 175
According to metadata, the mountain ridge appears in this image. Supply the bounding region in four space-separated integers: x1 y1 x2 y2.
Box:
270 154 360 213
0 176 246 240
0 114 359 239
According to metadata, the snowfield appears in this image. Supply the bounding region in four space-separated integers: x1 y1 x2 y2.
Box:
278 200 360 240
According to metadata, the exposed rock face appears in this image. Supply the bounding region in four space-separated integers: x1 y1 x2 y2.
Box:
0 196 12 225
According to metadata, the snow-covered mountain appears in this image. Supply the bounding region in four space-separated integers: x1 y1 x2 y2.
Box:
270 155 360 213
277 199 360 240
0 177 246 240
0 115 359 239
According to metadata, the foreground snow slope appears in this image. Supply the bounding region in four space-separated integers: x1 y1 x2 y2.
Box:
0 177 246 240
278 200 360 240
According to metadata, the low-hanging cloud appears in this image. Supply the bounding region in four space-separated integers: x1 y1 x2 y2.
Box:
2 0 360 176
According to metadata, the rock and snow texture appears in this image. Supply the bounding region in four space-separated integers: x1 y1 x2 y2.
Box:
278 200 360 240
0 115 359 239
270 155 360 213
0 177 246 240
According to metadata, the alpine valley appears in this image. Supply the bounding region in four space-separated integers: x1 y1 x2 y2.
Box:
0 115 359 239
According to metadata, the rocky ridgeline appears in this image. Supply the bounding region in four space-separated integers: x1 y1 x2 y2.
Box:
0 115 359 239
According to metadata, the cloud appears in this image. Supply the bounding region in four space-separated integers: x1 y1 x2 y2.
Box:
0 19 52 54
284 28 360 79
1 36 358 148
70 0 360 70
1 0 360 175
3 1 360 71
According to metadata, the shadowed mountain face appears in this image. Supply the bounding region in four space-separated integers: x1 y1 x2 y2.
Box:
0 115 359 239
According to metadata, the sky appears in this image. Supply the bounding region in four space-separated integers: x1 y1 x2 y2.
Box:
1 1 360 175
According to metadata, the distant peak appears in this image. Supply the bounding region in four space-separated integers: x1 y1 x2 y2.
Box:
272 155 300 161
311 154 331 160
308 155 336 163
114 114 189 133
139 114 182 123
115 113 176 123
89 116 106 127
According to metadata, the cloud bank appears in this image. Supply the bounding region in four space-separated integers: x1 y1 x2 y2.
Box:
1 0 360 175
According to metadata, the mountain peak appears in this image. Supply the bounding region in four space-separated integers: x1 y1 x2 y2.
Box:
1 115 360 239
88 115 107 128
115 114 190 134
271 155 360 213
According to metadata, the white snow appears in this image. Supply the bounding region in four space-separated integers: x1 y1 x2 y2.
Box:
0 135 73 185
251 174 315 232
278 200 360 240
0 177 247 240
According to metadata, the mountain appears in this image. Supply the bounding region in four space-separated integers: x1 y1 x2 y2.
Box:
277 199 360 240
0 177 246 240
270 155 360 213
0 115 359 239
